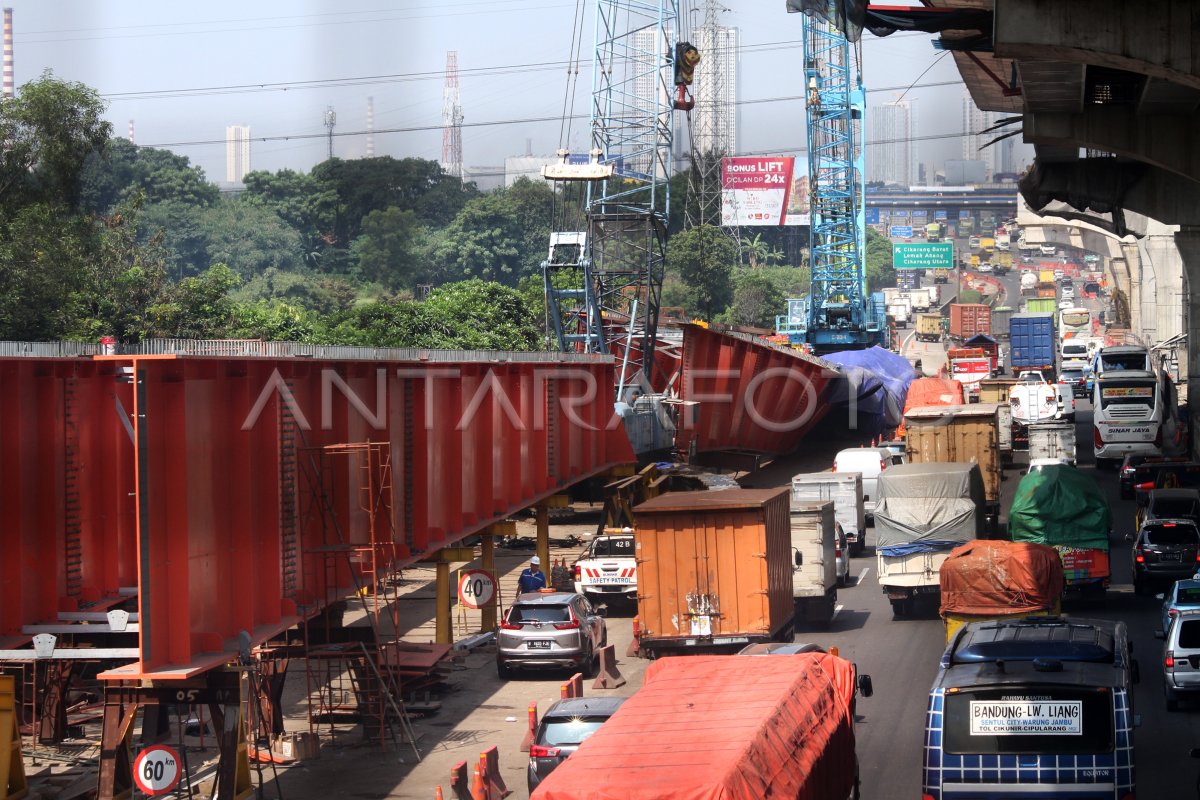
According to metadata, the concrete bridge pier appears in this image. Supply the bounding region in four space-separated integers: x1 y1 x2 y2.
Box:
1175 227 1200 459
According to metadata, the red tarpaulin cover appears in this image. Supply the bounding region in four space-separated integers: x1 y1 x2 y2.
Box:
939 539 1065 616
531 654 858 800
897 377 965 437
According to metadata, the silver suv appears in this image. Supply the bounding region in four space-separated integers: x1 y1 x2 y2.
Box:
1158 608 1200 711
497 592 607 678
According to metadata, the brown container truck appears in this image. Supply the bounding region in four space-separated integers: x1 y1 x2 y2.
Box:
632 488 795 655
903 403 1003 534
949 303 992 340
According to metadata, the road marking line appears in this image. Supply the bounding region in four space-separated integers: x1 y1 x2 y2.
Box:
856 567 870 586
832 604 844 623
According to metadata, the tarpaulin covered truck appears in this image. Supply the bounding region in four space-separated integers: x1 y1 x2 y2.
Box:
531 654 866 800
939 540 1064 642
632 488 795 655
901 404 1002 533
875 463 986 617
1010 464 1113 602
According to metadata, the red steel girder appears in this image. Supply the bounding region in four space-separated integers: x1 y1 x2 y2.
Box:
84 354 632 680
676 324 841 456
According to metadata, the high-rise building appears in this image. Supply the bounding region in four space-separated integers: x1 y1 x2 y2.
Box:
692 25 739 156
225 125 251 184
961 89 1013 182
867 99 914 187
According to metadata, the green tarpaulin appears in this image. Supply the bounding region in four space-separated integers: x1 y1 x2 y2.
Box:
1009 465 1111 550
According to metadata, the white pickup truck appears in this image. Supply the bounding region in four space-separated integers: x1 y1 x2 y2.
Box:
572 530 637 604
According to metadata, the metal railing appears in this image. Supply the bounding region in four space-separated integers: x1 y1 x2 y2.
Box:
0 338 618 364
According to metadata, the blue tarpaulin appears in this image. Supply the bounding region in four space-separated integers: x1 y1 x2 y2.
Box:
823 346 917 437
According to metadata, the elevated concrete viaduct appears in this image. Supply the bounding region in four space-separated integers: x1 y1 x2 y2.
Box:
924 0 1200 453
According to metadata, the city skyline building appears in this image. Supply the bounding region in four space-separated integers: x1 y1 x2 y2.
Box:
960 88 1015 181
692 24 739 157
225 124 251 184
867 98 914 187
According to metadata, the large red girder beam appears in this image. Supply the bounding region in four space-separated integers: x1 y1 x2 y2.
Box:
675 324 841 456
0 353 633 679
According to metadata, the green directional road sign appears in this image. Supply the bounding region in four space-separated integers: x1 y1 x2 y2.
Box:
893 242 954 270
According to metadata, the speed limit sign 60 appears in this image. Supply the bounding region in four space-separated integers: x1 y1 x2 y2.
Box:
458 569 497 610
133 743 181 795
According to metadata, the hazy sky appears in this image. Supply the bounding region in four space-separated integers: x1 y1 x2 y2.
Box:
10 1 1030 182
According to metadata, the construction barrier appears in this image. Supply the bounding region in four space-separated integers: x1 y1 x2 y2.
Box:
519 701 537 753
471 761 487 800
591 644 627 690
560 672 584 699
479 746 511 799
449 760 472 800
0 675 28 800
626 617 641 658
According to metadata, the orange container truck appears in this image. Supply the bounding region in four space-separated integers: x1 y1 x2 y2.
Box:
632 488 795 655
939 539 1064 643
531 653 867 800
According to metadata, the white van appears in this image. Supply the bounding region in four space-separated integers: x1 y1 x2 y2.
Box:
834 447 903 518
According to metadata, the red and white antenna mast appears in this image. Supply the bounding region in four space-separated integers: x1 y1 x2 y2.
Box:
441 51 464 181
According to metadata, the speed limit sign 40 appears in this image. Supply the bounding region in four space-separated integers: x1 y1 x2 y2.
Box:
133 743 181 795
458 569 497 610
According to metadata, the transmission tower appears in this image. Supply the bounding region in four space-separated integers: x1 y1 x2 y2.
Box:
366 96 375 158
441 51 464 181
685 0 733 229
323 106 336 160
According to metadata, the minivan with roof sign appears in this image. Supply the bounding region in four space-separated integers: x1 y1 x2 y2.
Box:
923 617 1138 800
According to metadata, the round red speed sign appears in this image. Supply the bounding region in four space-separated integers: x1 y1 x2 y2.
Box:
133 743 182 795
458 569 497 610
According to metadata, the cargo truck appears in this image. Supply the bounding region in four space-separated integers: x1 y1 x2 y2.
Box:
1009 464 1113 601
948 303 991 341
1019 271 1038 297
1028 421 1077 465
531 653 870 800
991 305 1013 339
915 312 942 343
938 540 1063 642
792 472 866 556
1008 313 1056 376
926 221 942 242
875 463 986 617
933 267 950 284
902 403 1003 532
908 287 933 312
897 269 921 290
1023 297 1057 315
788 502 839 626
947 348 993 401
1036 280 1057 299
632 488 795 655
887 301 910 328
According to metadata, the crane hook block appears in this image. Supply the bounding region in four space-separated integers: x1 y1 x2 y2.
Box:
673 42 700 86
673 85 694 112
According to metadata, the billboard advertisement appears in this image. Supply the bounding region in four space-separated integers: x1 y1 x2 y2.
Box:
721 157 810 226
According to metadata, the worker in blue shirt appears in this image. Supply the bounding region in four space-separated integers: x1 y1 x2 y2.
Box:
516 555 547 597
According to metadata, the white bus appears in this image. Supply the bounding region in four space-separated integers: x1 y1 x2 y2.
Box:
1058 306 1091 339
1092 369 1178 468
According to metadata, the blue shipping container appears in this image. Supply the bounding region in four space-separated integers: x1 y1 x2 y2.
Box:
1009 312 1056 369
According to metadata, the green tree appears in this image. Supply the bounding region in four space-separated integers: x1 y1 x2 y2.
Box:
0 203 95 339
421 279 540 350
721 268 787 328
350 206 420 288
148 263 240 339
428 193 524 285
864 227 896 292
200 199 303 280
0 72 111 212
80 139 219 212
665 224 736 320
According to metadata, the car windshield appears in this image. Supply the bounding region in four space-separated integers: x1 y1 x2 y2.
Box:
1143 524 1200 545
1100 352 1149 371
510 605 571 624
591 538 634 557
540 717 611 747
1060 372 1084 381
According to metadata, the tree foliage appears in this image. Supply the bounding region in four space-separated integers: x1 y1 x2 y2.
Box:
665 224 736 321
